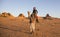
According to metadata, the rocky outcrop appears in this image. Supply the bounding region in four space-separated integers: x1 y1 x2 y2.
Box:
1 12 13 17
0 12 14 19
1 12 8 17
43 14 52 19
18 13 25 18
46 14 51 17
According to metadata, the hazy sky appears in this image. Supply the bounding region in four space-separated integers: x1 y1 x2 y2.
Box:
0 0 60 18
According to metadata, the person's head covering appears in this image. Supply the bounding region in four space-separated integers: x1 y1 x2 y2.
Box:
33 7 36 10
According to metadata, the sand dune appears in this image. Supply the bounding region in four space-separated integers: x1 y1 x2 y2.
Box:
0 15 60 37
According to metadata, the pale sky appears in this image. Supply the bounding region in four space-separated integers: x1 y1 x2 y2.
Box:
0 0 60 18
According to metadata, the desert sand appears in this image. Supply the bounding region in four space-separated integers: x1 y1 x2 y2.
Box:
0 13 60 37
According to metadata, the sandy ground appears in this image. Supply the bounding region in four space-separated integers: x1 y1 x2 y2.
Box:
0 17 60 37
